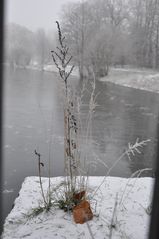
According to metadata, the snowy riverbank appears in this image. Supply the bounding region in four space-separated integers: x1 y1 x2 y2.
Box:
43 65 159 94
25 63 79 77
2 176 153 239
100 68 159 94
16 64 159 94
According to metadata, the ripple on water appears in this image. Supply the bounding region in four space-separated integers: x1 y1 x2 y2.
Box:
26 125 33 129
141 112 154 116
3 189 14 194
5 125 14 129
4 145 11 149
139 106 150 111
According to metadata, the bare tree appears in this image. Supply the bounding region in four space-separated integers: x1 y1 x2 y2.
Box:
62 1 94 79
61 0 130 79
61 0 159 77
35 28 50 70
6 23 34 68
129 0 159 68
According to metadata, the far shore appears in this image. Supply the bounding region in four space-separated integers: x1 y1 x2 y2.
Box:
100 67 159 94
7 63 159 94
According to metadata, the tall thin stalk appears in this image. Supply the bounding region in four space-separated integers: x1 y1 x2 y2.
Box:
92 139 151 198
51 21 79 199
34 149 47 207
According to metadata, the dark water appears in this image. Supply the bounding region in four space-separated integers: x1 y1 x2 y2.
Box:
2 67 159 223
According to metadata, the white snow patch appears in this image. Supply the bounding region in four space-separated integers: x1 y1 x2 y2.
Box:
44 64 79 77
2 176 154 239
100 68 159 93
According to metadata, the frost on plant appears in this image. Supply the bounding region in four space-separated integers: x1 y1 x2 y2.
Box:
51 21 86 210
126 138 151 160
32 21 152 226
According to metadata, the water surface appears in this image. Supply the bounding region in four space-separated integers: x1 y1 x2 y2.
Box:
2 67 159 222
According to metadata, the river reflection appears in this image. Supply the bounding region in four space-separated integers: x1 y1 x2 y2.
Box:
2 67 159 222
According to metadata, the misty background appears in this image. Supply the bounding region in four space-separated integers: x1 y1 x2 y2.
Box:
6 0 78 31
4 0 159 78
2 0 159 224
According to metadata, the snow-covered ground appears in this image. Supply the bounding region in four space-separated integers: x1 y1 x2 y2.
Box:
100 68 159 93
44 65 159 94
43 64 79 77
26 63 79 77
2 176 153 239
25 64 159 93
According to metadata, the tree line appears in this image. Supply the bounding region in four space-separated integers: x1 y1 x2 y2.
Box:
5 23 55 70
61 0 159 79
5 0 159 79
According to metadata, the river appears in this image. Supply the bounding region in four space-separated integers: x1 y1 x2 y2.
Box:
2 67 159 223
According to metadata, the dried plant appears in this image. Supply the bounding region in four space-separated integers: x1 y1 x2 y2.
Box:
92 138 151 198
76 71 100 190
51 21 74 95
34 149 52 210
51 21 84 210
32 22 152 228
126 138 151 160
34 150 47 205
119 167 152 207
109 193 118 239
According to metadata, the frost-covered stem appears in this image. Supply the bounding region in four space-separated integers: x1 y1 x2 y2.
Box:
51 21 77 196
84 73 97 177
34 150 47 207
92 139 151 198
92 151 126 198
47 146 51 205
83 84 94 190
47 125 53 205
86 222 95 239
119 167 153 206
65 105 75 192
76 72 98 192
109 193 118 239
85 74 96 146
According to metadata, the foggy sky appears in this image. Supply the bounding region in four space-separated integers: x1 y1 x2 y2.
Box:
6 0 80 31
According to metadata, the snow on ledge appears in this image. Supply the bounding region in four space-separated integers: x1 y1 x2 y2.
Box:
2 176 154 239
